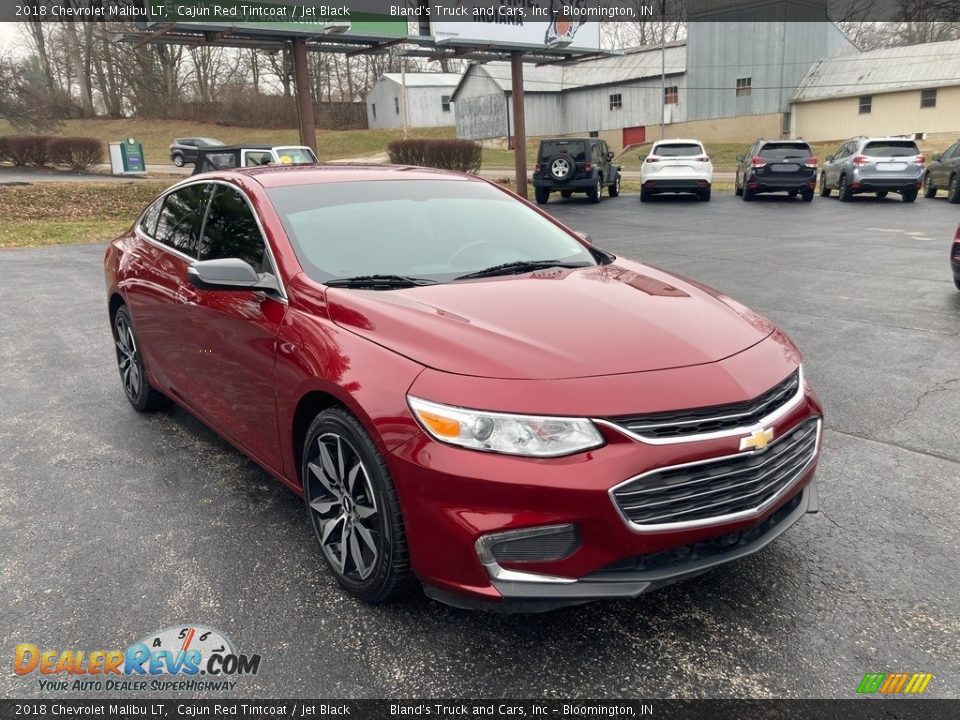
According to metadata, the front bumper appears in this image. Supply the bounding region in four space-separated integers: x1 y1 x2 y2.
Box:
427 481 818 612
388 359 823 611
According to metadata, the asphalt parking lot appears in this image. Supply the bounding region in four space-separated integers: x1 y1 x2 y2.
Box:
1 191 958 699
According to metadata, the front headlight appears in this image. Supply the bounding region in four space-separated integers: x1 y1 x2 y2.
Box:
407 396 604 458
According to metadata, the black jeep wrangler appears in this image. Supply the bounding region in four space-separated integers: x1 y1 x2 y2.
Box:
533 138 622 204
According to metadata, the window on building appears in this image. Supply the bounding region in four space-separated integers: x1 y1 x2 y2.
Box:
664 86 679 105
371 104 376 119
589 131 599 138
735 77 752 97
921 88 937 108
859 95 872 114
609 93 622 110
441 95 451 112
394 97 400 114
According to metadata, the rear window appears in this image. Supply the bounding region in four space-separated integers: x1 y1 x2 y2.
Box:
653 143 703 157
863 140 920 157
540 141 585 161
275 147 317 165
758 142 812 159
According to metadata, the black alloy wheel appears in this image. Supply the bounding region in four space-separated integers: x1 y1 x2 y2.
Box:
113 305 165 411
303 408 411 602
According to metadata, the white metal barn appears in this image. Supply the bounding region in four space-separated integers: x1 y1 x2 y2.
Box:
365 73 462 130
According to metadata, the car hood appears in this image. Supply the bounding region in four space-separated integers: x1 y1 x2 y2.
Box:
326 259 775 380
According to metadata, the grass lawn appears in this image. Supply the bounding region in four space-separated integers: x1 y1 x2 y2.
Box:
0 119 458 165
0 181 168 249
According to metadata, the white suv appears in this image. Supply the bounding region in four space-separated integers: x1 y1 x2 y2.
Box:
640 139 714 202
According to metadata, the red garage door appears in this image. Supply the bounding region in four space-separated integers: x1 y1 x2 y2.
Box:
623 126 646 147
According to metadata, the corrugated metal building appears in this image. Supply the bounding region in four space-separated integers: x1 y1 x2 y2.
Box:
366 73 462 130
450 43 687 151
791 40 960 141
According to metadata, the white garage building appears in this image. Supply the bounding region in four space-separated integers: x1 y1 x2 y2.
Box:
365 73 462 130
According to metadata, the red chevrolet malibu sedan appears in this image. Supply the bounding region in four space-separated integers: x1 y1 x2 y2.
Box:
104 165 823 611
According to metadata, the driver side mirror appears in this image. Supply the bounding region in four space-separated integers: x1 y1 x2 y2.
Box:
188 258 280 294
604 152 615 161
736 155 745 163
933 153 942 161
826 155 834 162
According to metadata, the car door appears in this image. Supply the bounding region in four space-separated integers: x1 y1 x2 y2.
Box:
122 185 207 394
738 142 754 187
826 142 848 186
176 182 287 472
598 141 611 182
937 141 960 185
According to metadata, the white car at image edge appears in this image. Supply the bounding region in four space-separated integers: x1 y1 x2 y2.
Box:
641 139 714 202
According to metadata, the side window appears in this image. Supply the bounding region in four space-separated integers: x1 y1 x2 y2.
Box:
944 142 960 160
138 198 163 237
198 186 267 272
155 184 208 257
244 151 273 167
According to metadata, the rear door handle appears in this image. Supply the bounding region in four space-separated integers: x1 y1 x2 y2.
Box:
177 285 199 304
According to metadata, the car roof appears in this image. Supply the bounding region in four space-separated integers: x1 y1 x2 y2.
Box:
197 144 306 152
652 138 704 145
187 164 481 189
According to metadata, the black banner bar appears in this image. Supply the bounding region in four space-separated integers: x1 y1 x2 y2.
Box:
1 700 959 720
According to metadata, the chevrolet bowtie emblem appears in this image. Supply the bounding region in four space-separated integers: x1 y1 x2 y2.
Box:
740 427 774 452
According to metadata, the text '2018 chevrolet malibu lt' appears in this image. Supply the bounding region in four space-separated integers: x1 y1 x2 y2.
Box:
104 165 823 612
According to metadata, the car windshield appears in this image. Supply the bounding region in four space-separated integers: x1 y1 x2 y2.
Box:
266 180 597 284
863 140 920 157
540 141 586 162
759 143 812 159
653 143 703 156
275 147 317 164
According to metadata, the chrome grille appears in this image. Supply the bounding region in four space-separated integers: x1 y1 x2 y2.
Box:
612 418 819 528
608 369 800 439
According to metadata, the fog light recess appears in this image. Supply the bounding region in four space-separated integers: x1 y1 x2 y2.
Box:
476 524 581 564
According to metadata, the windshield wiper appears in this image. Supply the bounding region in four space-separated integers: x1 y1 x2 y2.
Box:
325 274 438 289
454 260 592 282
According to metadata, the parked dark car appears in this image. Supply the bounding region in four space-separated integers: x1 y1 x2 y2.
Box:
923 138 960 203
735 139 817 201
169 137 224 167
951 224 960 291
192 144 318 175
533 138 621 204
103 164 821 612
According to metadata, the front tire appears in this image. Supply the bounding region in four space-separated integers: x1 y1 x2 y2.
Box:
534 187 550 205
923 173 937 198
303 408 412 603
172 154 185 168
819 173 830 197
113 305 166 412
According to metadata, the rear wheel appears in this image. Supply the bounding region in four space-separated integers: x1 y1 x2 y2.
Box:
948 175 960 204
639 188 650 202
608 174 621 198
742 186 755 201
172 154 184 168
923 172 938 198
586 177 602 203
113 305 166 412
819 173 830 197
801 188 814 202
838 175 852 202
902 188 918 203
534 187 550 205
303 408 412 603
698 187 711 202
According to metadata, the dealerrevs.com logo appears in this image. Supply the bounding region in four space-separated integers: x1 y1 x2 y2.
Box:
14 625 261 692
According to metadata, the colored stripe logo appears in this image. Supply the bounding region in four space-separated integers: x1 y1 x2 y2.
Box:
857 673 933 694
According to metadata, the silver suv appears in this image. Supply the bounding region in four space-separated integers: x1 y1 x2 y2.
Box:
820 137 924 202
